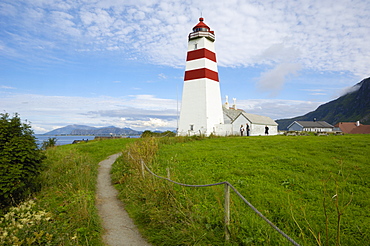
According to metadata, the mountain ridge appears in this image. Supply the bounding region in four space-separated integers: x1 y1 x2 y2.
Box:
44 125 142 135
276 77 370 130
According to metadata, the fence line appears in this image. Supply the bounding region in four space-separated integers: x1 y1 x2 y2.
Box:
127 152 301 246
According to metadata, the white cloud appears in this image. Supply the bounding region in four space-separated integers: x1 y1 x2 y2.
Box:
142 118 169 127
236 98 321 120
337 83 362 97
0 92 178 133
1 92 321 133
2 0 368 77
158 73 167 79
257 63 302 97
309 93 326 96
0 0 368 133
0 85 16 89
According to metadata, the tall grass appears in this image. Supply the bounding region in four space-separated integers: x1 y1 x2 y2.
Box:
1 138 136 245
112 135 370 245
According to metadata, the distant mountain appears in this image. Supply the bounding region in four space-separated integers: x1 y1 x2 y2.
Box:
44 125 142 136
70 126 141 135
45 124 96 135
276 77 370 130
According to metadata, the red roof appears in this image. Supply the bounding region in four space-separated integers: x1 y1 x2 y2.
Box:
350 125 370 134
193 17 211 32
335 122 370 134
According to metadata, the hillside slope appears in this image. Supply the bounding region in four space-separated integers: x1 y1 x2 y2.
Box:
276 77 370 130
45 125 141 135
45 124 96 135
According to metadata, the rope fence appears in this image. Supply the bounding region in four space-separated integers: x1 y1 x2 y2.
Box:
127 152 301 246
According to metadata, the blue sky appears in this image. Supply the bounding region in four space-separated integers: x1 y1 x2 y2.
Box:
1 0 369 133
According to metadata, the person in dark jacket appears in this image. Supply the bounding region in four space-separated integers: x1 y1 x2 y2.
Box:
246 123 250 136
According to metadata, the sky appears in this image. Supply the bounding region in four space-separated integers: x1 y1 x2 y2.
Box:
1 0 369 134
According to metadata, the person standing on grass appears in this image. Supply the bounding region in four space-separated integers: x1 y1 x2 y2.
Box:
240 125 244 136
265 125 269 135
246 123 250 136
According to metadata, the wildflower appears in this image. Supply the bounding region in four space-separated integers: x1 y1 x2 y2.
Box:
26 237 36 244
46 233 53 241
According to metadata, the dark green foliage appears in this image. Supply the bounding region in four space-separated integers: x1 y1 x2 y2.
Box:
41 137 57 150
141 130 176 138
0 113 45 208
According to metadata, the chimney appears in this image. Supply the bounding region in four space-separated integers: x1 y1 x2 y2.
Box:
313 118 316 122
356 121 360 126
232 98 237 110
224 95 229 108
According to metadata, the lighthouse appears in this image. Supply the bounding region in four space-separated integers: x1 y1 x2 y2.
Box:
177 17 224 136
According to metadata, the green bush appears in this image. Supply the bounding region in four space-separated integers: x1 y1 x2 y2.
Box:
141 130 176 138
0 113 45 208
41 137 58 150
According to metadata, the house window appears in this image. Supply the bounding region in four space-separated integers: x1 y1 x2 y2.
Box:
194 43 197 50
190 124 194 131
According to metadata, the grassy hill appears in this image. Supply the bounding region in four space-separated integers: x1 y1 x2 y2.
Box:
113 135 370 245
2 135 368 245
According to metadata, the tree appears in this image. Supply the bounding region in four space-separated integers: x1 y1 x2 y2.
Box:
141 130 176 138
0 113 45 208
41 137 57 150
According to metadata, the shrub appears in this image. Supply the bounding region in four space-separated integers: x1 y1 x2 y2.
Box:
0 199 53 245
141 130 176 138
41 137 57 150
0 113 45 208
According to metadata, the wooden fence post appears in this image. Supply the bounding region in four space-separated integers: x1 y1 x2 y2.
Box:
224 183 230 241
140 159 145 178
167 168 170 179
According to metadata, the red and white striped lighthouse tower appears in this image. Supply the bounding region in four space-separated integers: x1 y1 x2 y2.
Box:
178 17 224 136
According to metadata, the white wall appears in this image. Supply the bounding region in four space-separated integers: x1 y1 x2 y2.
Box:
214 124 233 136
188 37 215 51
288 122 334 132
178 78 224 136
185 58 218 71
231 116 251 135
231 114 278 136
303 127 333 132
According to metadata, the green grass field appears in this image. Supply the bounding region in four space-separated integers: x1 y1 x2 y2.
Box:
2 134 368 245
113 135 370 245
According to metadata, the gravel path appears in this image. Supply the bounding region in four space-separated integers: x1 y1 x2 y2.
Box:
96 153 152 246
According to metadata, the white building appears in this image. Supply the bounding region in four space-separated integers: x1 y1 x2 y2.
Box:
177 18 278 136
287 121 334 132
221 100 278 136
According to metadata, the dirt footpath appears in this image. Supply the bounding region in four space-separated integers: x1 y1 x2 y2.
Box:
96 153 152 246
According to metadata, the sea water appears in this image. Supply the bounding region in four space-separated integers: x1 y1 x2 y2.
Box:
34 135 95 146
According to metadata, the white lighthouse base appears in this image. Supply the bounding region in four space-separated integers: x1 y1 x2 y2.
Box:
177 78 224 137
